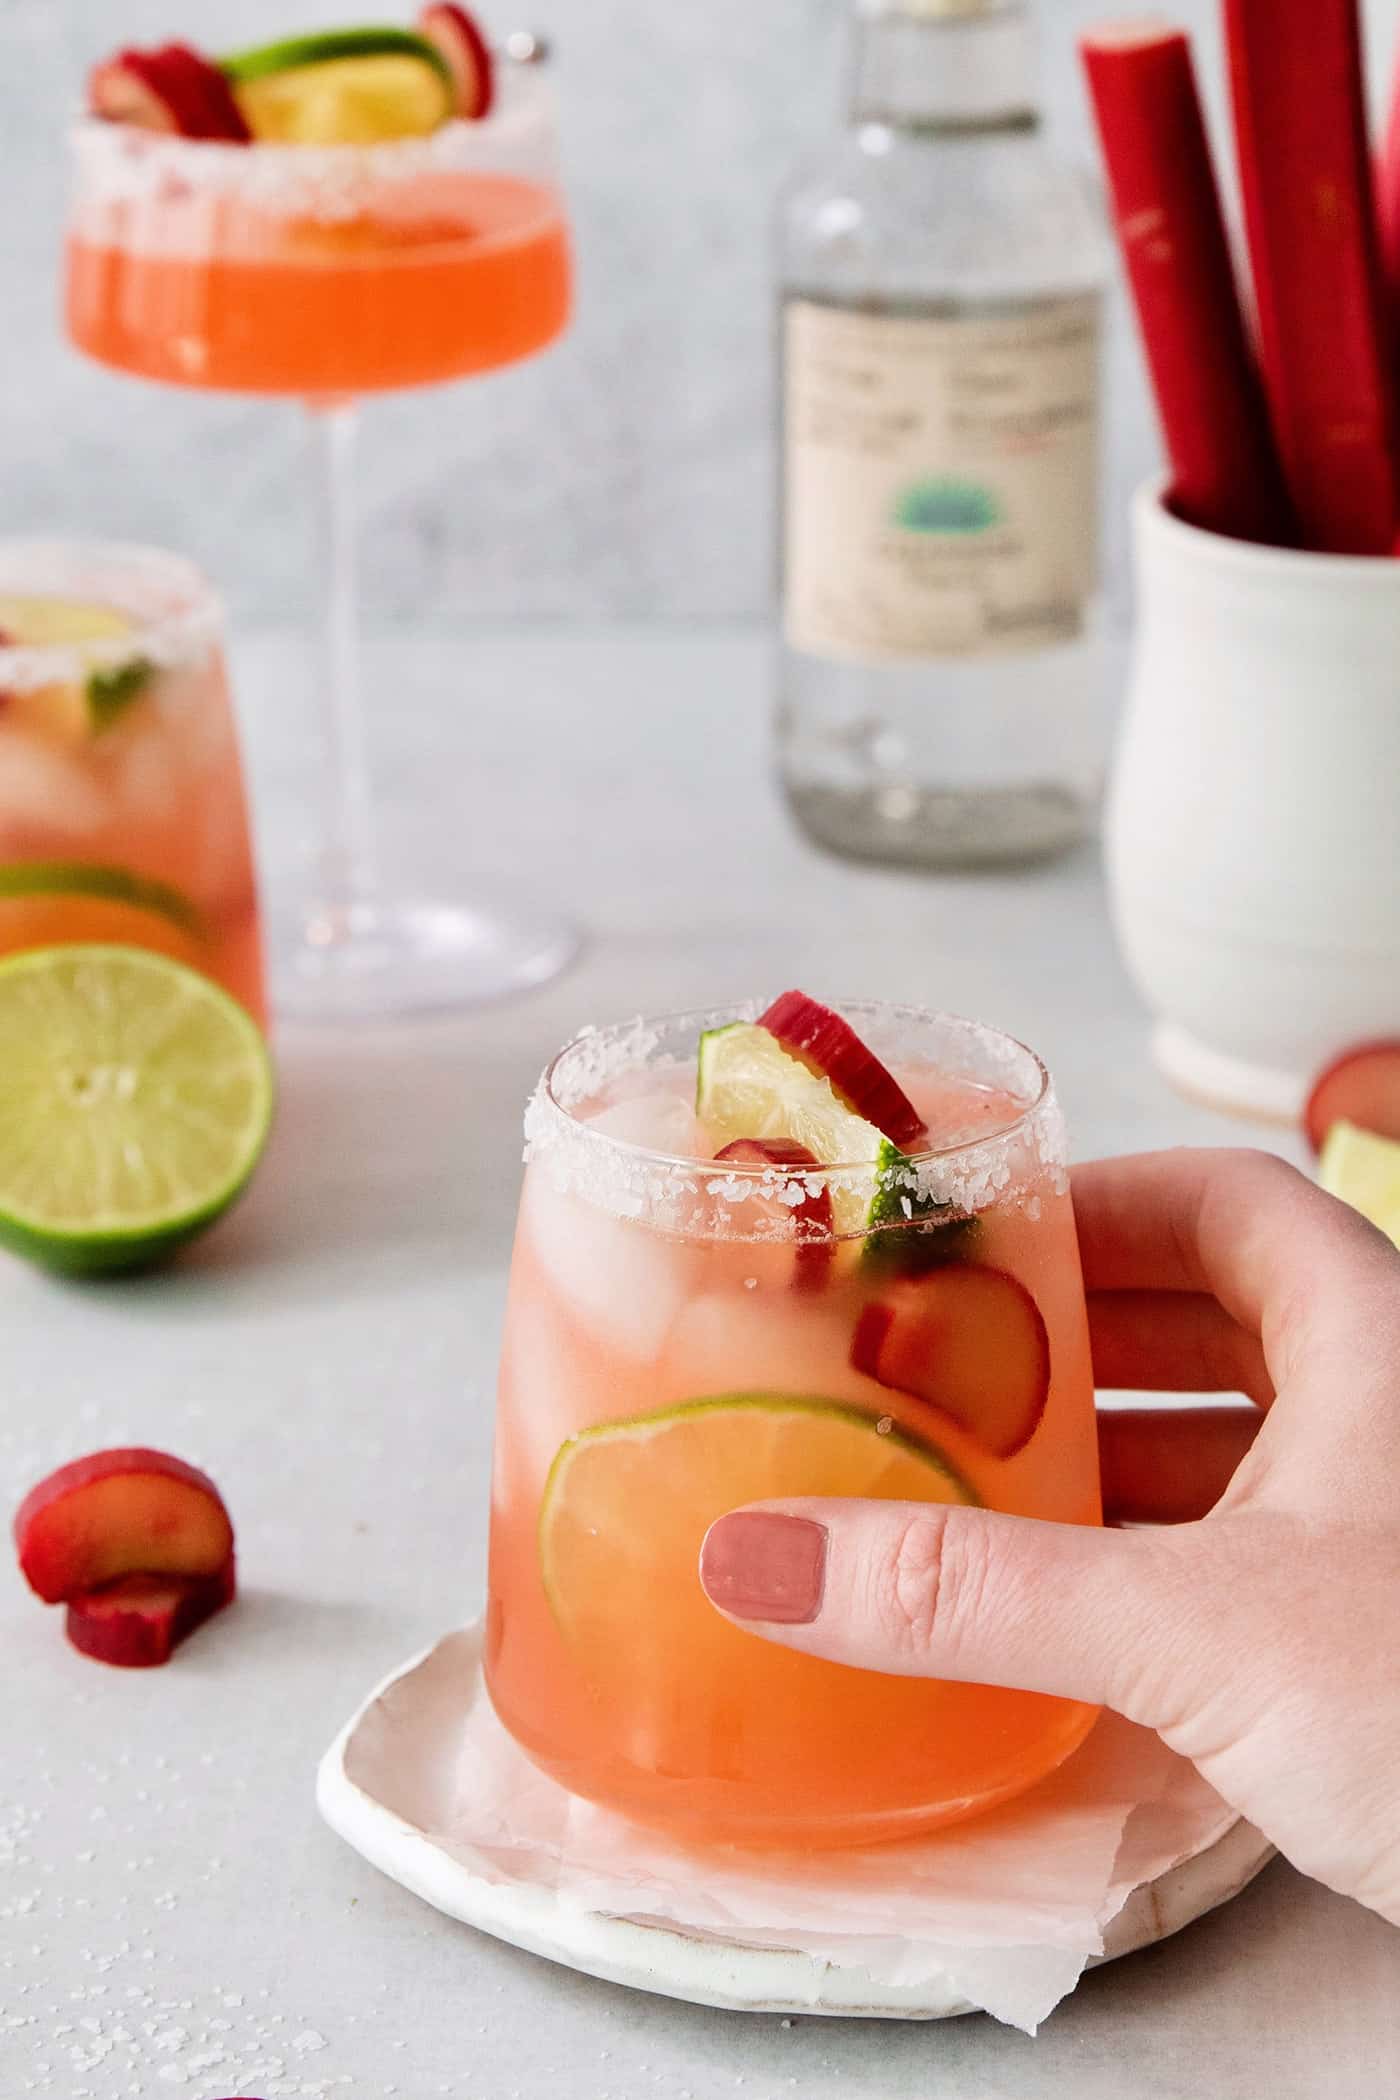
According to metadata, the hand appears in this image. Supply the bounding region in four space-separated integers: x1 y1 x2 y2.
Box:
699 1150 1400 1924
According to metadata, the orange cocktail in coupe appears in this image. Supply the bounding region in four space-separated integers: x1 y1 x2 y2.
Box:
0 541 264 1021
64 9 575 1020
486 993 1102 1847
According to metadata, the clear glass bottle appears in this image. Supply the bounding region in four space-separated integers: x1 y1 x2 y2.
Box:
776 0 1110 867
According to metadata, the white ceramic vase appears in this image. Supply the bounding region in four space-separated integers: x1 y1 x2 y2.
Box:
1106 483 1400 1121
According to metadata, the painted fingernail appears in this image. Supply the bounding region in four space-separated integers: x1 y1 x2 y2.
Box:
699 1512 828 1625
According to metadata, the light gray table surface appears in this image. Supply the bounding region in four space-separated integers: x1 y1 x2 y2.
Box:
2 629 1397 2099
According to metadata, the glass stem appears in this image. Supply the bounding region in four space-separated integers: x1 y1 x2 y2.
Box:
308 399 376 932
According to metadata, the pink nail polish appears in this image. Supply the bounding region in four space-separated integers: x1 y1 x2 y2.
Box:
699 1512 828 1625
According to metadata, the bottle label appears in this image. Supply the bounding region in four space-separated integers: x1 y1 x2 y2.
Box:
782 295 1100 663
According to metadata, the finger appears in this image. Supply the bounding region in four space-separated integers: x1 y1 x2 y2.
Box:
1088 1290 1273 1403
699 1500 1183 1721
1098 1406 1261 1523
1072 1150 1400 1378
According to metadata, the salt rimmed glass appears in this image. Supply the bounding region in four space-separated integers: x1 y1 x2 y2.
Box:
63 61 574 1020
485 999 1102 1848
0 538 264 1021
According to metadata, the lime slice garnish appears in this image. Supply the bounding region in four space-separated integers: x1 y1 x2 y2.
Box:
0 864 205 938
697 1021 881 1232
539 1393 976 1663
0 945 273 1276
863 1136 978 1271
85 658 152 732
0 597 151 734
225 30 454 143
1318 1119 1400 1248
0 595 134 647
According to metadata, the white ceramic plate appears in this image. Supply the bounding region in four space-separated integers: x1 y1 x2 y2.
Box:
317 1628 1274 2021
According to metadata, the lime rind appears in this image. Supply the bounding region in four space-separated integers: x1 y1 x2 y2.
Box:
1318 1119 1400 1248
86 658 153 733
0 862 206 938
864 1137 979 1270
221 28 452 85
0 946 273 1276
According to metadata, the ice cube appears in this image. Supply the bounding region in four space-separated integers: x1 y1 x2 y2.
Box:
0 731 107 842
115 718 185 827
522 1171 699 1364
495 1276 626 1496
666 1289 873 1404
586 1088 703 1159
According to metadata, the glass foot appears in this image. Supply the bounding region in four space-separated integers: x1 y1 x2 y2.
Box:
273 895 580 1023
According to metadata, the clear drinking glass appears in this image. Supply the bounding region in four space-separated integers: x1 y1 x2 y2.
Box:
0 539 264 1022
485 1000 1102 1847
64 63 574 1020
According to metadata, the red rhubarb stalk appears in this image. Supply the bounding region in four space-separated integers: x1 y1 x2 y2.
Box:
1080 24 1291 546
1225 0 1397 555
1377 54 1400 333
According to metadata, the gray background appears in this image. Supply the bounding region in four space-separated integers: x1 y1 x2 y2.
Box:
4 0 1400 628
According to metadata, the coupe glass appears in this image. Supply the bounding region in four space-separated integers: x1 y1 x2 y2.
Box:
485 1000 1102 1847
65 61 574 1020
0 538 264 1022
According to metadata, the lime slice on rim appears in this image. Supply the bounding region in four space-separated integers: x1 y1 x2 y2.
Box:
539 1393 976 1651
0 595 134 647
0 945 273 1276
697 1022 882 1233
224 30 454 143
0 597 152 735
1318 1119 1400 1248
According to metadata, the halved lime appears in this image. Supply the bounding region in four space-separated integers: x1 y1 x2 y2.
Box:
224 30 453 143
0 945 273 1275
1318 1119 1400 1248
697 1022 881 1232
540 1393 976 1655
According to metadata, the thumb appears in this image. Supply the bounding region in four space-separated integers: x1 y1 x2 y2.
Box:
699 1500 1181 1721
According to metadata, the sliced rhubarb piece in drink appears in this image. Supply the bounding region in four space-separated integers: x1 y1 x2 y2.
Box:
65 1559 236 1669
758 992 927 1152
851 1266 1051 1458
713 1136 834 1289
1304 1040 1400 1154
419 3 495 119
89 43 251 141
14 1448 234 1604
